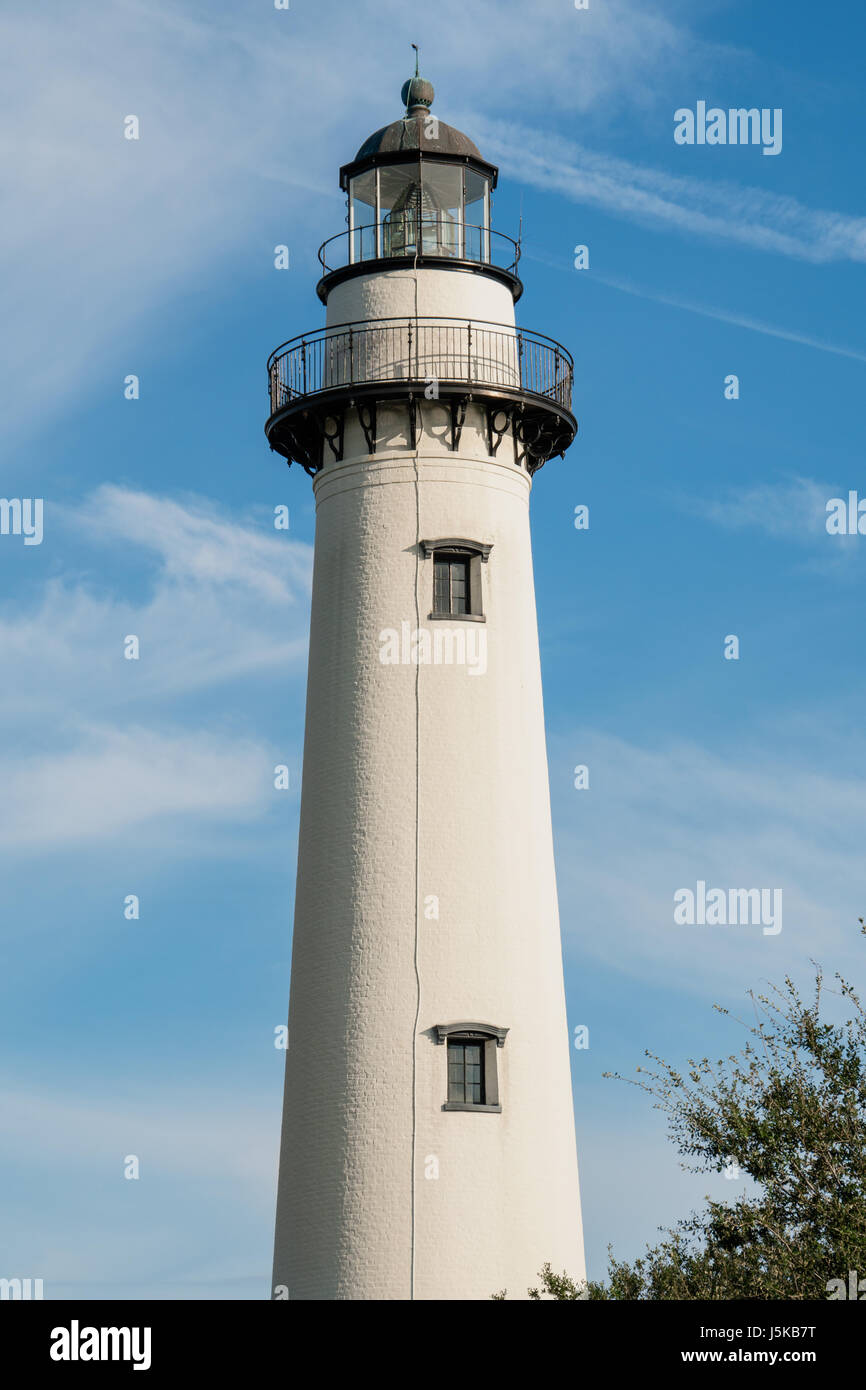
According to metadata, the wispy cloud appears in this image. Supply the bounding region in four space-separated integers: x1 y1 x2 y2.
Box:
678 475 866 578
675 476 865 579
0 1 343 444
0 724 274 849
523 249 866 363
680 476 831 537
593 268 866 363
553 728 866 998
422 0 731 116
0 486 309 846
0 486 312 724
475 118 866 266
76 485 311 605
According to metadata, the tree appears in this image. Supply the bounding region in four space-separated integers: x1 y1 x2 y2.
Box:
499 921 866 1300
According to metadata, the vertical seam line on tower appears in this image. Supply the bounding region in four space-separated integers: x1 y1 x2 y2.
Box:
410 244 422 1302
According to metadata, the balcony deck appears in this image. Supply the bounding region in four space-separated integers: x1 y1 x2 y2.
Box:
265 316 577 475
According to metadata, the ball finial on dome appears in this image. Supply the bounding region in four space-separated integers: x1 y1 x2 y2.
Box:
402 44 434 112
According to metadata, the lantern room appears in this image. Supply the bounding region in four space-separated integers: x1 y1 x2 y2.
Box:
316 71 522 303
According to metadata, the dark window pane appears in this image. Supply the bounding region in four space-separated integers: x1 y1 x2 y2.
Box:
446 1036 486 1105
453 559 469 614
433 558 450 614
447 1040 464 1102
432 553 471 617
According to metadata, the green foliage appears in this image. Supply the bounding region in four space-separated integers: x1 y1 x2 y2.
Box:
499 921 866 1300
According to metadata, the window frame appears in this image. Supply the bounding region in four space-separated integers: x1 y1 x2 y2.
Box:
422 538 492 622
436 1022 508 1113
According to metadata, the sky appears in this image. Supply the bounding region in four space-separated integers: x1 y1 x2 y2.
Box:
1 0 865 1299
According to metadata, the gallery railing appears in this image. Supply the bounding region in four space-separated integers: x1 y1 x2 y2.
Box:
267 317 572 416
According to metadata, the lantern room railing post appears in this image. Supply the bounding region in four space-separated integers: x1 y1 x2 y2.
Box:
467 322 472 384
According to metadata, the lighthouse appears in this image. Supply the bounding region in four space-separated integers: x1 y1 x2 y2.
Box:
268 65 586 1301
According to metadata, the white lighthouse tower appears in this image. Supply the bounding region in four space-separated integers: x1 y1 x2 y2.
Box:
268 65 586 1301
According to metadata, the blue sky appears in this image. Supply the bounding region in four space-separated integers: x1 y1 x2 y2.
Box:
2 0 865 1298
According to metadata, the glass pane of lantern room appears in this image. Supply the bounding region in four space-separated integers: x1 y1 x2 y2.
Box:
420 163 463 258
379 163 422 259
349 170 377 264
464 169 490 263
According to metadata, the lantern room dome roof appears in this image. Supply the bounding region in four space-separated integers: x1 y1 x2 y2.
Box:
353 74 484 163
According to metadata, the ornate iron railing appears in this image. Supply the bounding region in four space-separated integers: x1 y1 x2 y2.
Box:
267 317 572 416
318 222 520 275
